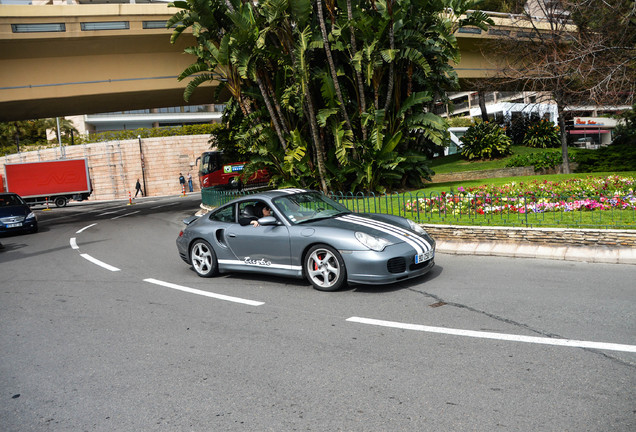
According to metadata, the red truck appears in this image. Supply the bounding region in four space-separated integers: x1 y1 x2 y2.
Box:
3 159 92 207
197 151 269 189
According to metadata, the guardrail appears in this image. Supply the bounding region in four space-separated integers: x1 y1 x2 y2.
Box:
201 188 636 229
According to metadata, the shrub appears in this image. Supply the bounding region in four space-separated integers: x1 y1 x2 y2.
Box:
506 151 568 170
505 114 532 146
459 122 512 160
523 120 561 148
77 124 222 144
448 116 475 127
574 141 636 172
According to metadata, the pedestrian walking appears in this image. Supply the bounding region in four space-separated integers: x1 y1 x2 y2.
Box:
187 172 193 192
134 178 143 198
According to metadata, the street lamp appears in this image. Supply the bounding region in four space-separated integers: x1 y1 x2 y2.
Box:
138 135 148 196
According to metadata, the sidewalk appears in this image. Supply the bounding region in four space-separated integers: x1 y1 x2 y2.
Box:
436 240 636 265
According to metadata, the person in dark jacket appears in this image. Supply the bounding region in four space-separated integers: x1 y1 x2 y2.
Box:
134 178 143 198
179 173 186 193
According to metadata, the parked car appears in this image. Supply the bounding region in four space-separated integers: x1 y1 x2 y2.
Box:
176 189 435 291
0 193 38 235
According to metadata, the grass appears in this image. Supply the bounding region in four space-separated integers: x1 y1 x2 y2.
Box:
429 145 555 174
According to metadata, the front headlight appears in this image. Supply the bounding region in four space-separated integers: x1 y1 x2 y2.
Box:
25 212 36 221
355 231 392 252
407 219 426 235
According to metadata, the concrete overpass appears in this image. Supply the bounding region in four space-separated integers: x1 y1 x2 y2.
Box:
0 4 521 122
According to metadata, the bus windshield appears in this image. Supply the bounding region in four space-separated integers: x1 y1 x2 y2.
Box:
199 152 224 176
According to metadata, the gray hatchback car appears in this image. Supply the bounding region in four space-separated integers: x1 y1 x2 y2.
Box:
177 189 435 291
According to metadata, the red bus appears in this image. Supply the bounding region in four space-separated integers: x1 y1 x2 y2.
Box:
197 151 269 189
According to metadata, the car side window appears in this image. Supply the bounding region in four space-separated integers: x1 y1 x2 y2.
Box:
209 205 235 223
238 201 262 226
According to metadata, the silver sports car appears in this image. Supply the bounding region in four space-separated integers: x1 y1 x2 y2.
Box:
176 189 435 291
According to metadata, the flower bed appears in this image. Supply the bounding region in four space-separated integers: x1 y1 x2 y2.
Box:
403 176 636 228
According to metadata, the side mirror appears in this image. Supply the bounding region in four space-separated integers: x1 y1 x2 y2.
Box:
257 216 279 226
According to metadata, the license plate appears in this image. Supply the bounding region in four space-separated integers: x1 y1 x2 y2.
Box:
415 250 433 264
6 222 22 228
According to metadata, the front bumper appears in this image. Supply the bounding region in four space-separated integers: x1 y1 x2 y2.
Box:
342 242 435 285
0 218 37 234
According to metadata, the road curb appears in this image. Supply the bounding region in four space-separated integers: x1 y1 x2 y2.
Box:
437 240 636 265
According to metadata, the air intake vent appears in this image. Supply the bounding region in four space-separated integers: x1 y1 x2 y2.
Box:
387 257 406 274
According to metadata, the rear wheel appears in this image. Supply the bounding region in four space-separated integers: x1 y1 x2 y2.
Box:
304 244 346 291
54 197 67 207
190 239 218 277
229 177 243 190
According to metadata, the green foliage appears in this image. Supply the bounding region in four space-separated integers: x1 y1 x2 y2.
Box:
460 122 512 160
1 118 78 155
168 0 493 192
574 142 636 173
504 114 532 146
448 117 474 127
612 103 636 146
78 124 222 144
1 121 221 156
505 150 568 170
522 120 561 148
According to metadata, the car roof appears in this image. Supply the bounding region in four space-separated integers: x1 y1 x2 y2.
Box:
237 188 316 201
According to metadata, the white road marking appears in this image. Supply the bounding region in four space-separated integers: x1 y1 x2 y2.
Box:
346 317 636 353
144 278 264 306
111 211 140 220
76 223 97 233
97 210 121 216
80 254 121 272
70 237 79 250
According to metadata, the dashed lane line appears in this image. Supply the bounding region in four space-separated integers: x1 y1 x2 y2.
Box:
80 253 121 272
346 317 636 353
76 223 97 234
144 278 265 306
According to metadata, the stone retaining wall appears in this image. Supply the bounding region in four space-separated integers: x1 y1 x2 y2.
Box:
422 224 636 248
1 136 213 200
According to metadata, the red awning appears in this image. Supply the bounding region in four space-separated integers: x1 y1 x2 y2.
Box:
568 129 610 134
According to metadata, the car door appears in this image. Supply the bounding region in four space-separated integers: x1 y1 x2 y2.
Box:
224 200 291 273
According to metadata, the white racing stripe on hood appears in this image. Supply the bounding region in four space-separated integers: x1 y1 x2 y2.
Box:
341 214 432 251
280 188 307 194
348 214 433 250
337 214 431 254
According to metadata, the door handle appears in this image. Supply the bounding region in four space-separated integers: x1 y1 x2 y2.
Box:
228 233 236 238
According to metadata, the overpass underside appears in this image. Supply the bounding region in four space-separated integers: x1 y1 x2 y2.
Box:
0 4 508 122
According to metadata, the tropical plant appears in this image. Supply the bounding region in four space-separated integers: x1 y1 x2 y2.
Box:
459 122 512 160
168 0 493 192
523 120 561 148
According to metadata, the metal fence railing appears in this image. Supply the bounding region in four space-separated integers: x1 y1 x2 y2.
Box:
201 187 636 229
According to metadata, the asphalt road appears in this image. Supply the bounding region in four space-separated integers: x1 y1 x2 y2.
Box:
1 194 635 431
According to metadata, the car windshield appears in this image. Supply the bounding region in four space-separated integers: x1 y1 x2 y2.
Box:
0 194 25 206
273 192 349 224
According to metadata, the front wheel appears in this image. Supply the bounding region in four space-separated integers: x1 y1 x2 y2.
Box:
190 239 218 277
304 244 347 291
